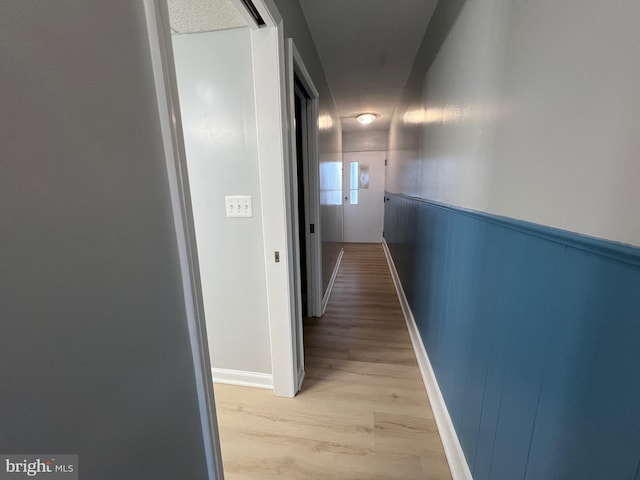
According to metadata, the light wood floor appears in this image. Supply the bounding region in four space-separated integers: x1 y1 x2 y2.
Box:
213 243 452 479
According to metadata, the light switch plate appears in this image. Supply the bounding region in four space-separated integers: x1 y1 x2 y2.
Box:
225 195 253 218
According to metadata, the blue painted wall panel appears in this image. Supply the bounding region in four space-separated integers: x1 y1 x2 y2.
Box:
383 192 640 480
461 219 502 476
526 251 640 479
489 234 558 480
473 344 506 480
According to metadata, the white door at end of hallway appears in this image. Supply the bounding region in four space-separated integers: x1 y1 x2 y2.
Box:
343 151 386 243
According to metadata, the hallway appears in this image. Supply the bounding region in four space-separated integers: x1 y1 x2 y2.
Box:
213 244 451 479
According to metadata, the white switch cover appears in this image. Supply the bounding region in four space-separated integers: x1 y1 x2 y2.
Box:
225 195 253 218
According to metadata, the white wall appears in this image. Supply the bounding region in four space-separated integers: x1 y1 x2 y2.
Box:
172 28 272 375
388 0 640 246
343 130 388 153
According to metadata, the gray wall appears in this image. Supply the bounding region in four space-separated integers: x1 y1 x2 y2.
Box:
273 0 344 292
172 28 272 376
0 2 215 478
388 0 640 246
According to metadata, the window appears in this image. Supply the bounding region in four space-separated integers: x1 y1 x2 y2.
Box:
349 162 359 205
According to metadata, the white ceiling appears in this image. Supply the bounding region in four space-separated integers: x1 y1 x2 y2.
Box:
299 0 438 132
168 0 246 34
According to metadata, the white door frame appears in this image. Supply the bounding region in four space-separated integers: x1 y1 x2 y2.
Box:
143 0 224 476
158 0 304 398
286 39 322 319
284 38 322 391
237 0 306 397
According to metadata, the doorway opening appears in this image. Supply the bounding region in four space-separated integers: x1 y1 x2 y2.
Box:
286 41 322 322
285 39 322 393
159 0 318 400
294 78 310 317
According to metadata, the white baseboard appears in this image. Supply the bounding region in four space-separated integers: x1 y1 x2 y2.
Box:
321 247 344 315
211 368 273 389
382 240 473 480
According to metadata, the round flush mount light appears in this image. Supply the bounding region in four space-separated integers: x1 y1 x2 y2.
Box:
356 113 378 125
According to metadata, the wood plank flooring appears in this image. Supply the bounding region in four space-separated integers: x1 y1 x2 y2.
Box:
213 243 452 479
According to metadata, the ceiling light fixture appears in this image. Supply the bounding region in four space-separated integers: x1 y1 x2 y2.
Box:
356 113 378 125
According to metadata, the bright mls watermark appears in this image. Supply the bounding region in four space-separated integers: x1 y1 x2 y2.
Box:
0 455 77 480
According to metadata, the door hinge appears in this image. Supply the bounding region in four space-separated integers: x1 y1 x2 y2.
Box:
310 223 315 234
385 158 388 166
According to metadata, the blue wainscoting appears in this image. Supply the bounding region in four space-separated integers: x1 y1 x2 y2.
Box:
383 192 640 480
